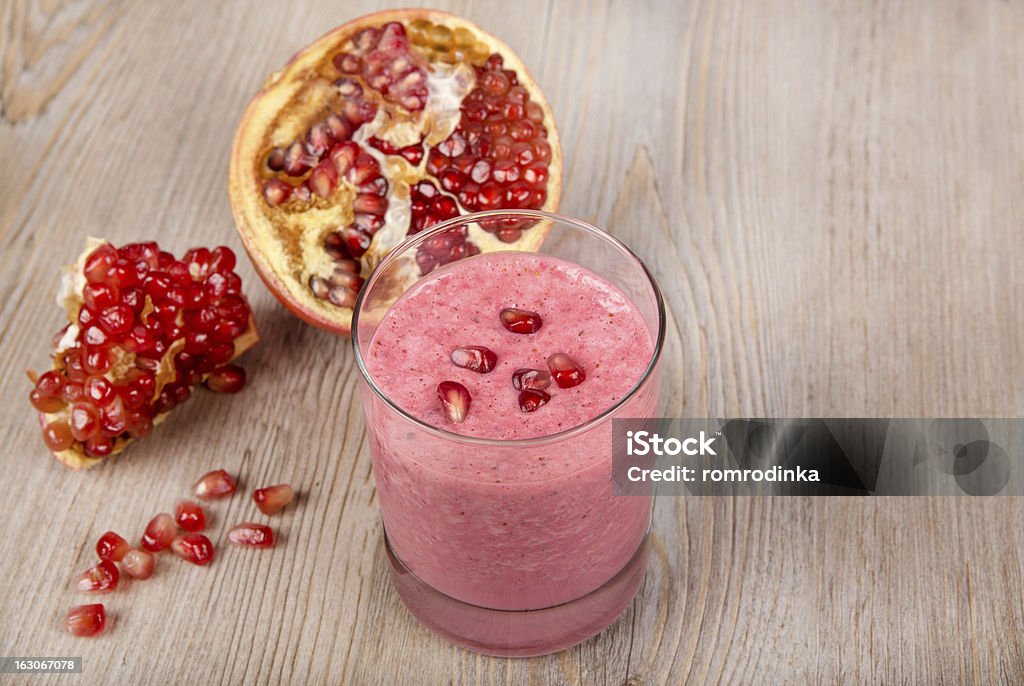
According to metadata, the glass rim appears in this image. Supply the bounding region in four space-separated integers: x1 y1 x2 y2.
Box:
350 209 667 448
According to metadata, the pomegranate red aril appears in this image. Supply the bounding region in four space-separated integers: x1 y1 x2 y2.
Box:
69 403 100 442
84 376 114 407
512 368 551 391
399 144 424 165
83 349 112 376
43 420 74 451
283 140 314 176
29 389 64 413
359 175 389 197
437 381 471 424
353 193 387 215
267 147 286 171
206 364 246 393
348 152 380 185
82 282 119 311
175 500 206 532
329 140 359 176
228 522 275 549
253 484 296 515
98 398 127 438
121 548 155 580
75 559 119 594
547 352 587 388
193 469 235 499
523 163 547 187
84 435 114 457
306 121 334 157
64 604 106 637
500 307 542 334
309 159 339 198
83 244 117 283
141 513 177 552
96 531 130 562
170 533 215 566
263 179 292 206
35 370 64 397
342 225 373 257
61 382 85 403
450 346 497 373
518 388 551 412
97 305 133 336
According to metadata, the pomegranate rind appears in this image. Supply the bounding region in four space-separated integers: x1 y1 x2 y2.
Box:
228 9 563 336
37 240 260 471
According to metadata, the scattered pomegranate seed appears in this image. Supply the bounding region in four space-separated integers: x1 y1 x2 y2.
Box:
450 346 497 373
437 381 471 424
511 368 552 391
64 604 106 637
500 308 543 334
253 484 295 515
170 533 215 566
95 531 130 562
192 469 235 499
175 500 206 532
546 352 587 388
74 559 119 593
518 388 551 413
205 364 246 393
140 512 177 552
228 523 275 548
121 548 155 580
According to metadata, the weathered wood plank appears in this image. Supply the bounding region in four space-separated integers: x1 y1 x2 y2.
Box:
1 1 1022 683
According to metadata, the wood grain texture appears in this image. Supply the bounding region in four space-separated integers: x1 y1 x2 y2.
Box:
1 0 1023 683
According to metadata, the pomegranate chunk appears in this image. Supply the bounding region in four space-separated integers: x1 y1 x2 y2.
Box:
518 389 551 412
512 368 551 391
437 381 471 424
546 353 587 388
74 559 119 594
31 240 256 464
64 604 106 637
140 512 177 552
95 531 130 562
228 522 275 549
450 346 497 373
121 548 155 580
170 533 215 566
192 469 235 499
253 484 295 515
500 308 542 334
175 500 206 532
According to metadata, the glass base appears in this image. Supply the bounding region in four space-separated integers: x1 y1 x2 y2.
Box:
384 531 652 657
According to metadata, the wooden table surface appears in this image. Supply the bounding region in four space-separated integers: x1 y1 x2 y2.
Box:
2 0 1023 683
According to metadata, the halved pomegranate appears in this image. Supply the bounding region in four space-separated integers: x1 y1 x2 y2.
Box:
28 239 258 469
229 10 562 334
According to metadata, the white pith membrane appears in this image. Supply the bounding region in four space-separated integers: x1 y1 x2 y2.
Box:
35 238 258 470
230 11 562 333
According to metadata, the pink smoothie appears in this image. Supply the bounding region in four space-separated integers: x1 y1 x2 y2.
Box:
362 251 658 611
